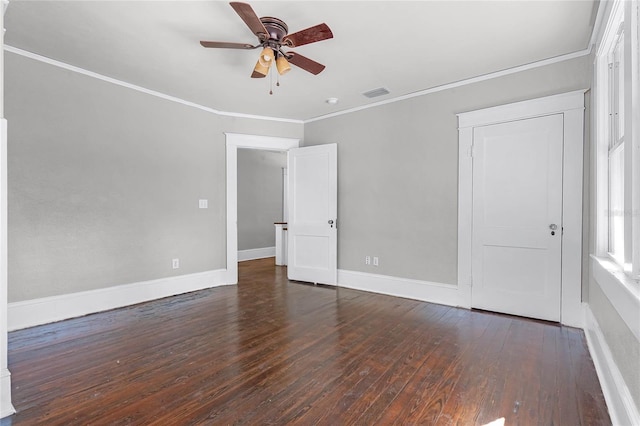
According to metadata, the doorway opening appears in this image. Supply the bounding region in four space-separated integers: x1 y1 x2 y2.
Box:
225 133 300 284
236 148 287 263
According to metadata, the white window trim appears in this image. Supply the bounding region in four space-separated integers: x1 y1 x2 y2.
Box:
631 0 640 279
625 0 640 278
594 0 640 280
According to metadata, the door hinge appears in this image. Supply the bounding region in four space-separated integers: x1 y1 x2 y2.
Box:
469 143 474 158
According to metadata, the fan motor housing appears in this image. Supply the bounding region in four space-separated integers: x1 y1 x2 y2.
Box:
260 17 288 41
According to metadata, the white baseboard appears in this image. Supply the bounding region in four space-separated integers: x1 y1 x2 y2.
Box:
337 269 463 308
238 247 275 262
8 268 235 331
0 368 15 419
584 303 640 426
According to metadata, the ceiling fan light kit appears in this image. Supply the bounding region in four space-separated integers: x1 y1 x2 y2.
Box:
252 59 270 78
276 55 291 75
200 1 333 92
258 46 274 66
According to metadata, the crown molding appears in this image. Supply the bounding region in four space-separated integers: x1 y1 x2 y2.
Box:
4 45 304 125
305 47 592 123
6 43 593 125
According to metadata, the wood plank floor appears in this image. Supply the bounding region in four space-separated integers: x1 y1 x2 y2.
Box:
1 258 610 425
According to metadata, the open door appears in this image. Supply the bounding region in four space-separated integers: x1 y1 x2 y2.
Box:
287 144 337 285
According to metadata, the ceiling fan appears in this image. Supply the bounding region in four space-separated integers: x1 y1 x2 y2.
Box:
200 2 333 79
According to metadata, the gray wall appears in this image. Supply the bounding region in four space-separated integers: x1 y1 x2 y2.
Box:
304 55 592 285
5 51 593 296
237 149 286 251
5 52 302 302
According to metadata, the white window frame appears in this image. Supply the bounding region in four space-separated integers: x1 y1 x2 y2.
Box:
608 24 626 264
594 0 640 280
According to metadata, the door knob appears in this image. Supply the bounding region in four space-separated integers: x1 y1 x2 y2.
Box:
549 224 558 230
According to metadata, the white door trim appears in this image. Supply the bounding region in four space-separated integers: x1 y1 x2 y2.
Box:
225 133 300 284
457 90 586 327
0 119 15 419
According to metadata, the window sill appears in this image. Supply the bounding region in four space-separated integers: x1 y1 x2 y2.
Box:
605 252 635 277
591 255 640 342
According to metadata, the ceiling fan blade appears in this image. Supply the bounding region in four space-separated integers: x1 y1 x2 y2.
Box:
283 23 333 48
251 70 267 78
230 2 269 40
251 59 269 78
287 52 326 75
200 41 256 49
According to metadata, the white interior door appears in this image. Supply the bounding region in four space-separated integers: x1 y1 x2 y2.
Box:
472 114 563 321
287 144 337 285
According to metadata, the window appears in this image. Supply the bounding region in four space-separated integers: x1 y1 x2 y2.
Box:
608 27 625 262
595 0 640 280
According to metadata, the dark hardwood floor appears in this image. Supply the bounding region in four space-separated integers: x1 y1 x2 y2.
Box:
1 258 610 425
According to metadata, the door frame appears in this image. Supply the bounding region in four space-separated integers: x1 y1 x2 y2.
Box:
457 90 586 327
225 133 300 284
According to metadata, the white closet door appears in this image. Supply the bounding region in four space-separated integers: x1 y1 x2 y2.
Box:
472 114 563 321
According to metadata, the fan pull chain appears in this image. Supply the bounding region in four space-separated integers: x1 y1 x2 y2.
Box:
269 64 273 95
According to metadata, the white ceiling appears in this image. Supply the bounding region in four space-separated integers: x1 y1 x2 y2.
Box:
5 1 598 121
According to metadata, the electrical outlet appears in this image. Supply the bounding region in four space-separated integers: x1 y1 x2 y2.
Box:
373 256 379 266
199 199 208 209
172 258 180 269
365 256 371 265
